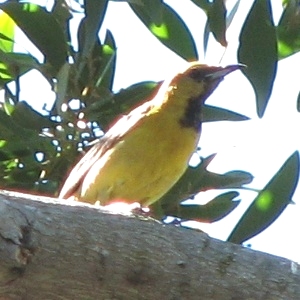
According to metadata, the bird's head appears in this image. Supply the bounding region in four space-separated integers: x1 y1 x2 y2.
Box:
160 62 243 131
170 62 243 103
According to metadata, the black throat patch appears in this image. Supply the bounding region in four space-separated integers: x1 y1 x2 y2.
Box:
179 95 202 132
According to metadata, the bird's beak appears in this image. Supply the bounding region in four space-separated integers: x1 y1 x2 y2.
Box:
206 64 245 80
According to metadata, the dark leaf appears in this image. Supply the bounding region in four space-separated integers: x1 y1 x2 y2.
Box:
75 30 115 101
277 0 300 59
157 154 253 211
94 30 116 91
228 151 299 244
52 0 73 45
238 0 277 118
11 102 55 130
203 19 210 55
130 2 198 60
199 170 254 192
172 191 240 223
190 0 210 11
0 110 54 152
77 0 108 59
0 110 34 141
0 11 15 52
207 0 227 46
297 90 300 112
0 2 68 72
85 81 160 129
226 0 241 29
129 0 163 25
55 62 70 113
204 0 240 54
203 105 249 122
0 51 40 87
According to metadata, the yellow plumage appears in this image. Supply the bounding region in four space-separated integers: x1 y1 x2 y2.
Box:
59 62 240 206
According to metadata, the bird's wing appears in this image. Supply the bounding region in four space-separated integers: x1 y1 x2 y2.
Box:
59 100 155 199
58 138 108 199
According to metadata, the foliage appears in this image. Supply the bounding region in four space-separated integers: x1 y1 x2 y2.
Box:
0 0 299 244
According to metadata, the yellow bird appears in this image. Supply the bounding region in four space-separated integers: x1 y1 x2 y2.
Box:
59 62 241 206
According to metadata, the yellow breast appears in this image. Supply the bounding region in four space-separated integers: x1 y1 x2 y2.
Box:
79 104 200 206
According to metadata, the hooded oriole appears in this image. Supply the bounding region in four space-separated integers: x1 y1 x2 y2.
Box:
59 62 241 206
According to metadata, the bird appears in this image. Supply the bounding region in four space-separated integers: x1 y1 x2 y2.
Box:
59 62 241 207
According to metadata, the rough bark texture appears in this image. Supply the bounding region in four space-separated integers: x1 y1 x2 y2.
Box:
0 190 299 300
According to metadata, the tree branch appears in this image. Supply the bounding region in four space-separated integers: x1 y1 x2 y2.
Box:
0 191 299 300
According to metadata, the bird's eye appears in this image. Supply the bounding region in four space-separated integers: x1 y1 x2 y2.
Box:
187 67 211 82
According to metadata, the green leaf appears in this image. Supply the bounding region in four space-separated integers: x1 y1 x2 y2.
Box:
85 81 159 129
277 0 300 59
190 0 210 11
0 2 68 72
203 0 240 54
207 0 227 47
238 0 277 118
76 6 115 96
0 11 15 52
95 30 116 91
11 102 55 131
75 30 116 114
176 192 240 223
128 0 163 25
157 154 253 212
77 0 108 59
130 2 198 61
52 1 72 45
0 110 37 142
203 0 240 55
203 105 249 122
199 170 254 192
226 0 241 29
203 19 210 56
228 151 299 244
0 51 39 84
0 107 54 152
55 62 70 113
297 90 300 112
0 12 15 82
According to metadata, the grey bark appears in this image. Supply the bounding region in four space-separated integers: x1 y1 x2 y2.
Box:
0 190 299 300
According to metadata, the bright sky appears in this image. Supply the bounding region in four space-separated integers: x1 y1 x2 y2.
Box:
10 0 300 262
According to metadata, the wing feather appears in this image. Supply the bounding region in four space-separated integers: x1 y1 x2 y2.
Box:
59 100 154 199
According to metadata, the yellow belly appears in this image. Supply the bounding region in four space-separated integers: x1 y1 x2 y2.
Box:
79 113 200 206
